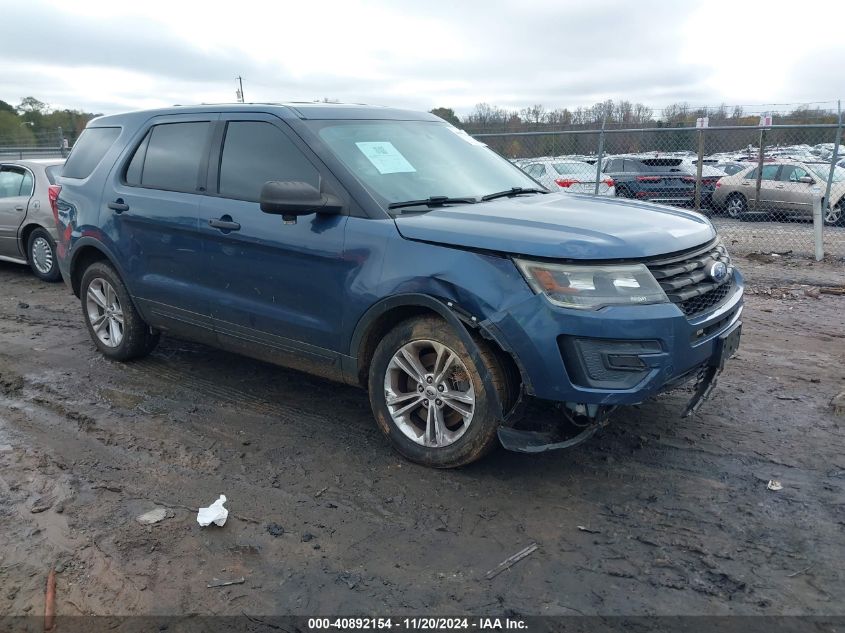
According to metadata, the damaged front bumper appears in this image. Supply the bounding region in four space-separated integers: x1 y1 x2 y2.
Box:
487 272 744 453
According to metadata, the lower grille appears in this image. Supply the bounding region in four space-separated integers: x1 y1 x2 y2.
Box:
679 281 733 317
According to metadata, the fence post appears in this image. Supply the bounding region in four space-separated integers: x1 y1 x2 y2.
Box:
593 117 606 196
813 185 824 261
57 126 66 158
822 100 842 220
694 129 705 212
753 128 766 211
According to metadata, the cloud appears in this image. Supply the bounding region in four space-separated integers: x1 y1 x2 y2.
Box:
0 0 841 116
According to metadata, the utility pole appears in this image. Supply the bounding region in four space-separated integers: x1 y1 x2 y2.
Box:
236 76 245 103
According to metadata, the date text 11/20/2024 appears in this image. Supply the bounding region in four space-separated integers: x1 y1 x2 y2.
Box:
307 618 527 630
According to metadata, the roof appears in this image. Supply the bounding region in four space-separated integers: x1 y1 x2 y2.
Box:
89 102 441 126
1 158 65 166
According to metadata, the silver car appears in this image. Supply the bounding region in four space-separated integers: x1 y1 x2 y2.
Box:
711 160 845 225
519 159 615 196
0 159 65 280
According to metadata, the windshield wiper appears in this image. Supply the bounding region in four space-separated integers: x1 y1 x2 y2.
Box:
387 196 478 211
480 187 547 202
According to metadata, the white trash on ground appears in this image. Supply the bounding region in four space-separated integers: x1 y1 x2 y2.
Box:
767 480 783 491
197 494 229 527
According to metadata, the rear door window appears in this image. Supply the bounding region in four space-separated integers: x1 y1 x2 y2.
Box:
63 127 121 179
217 121 319 202
126 122 210 193
761 165 780 180
0 167 25 198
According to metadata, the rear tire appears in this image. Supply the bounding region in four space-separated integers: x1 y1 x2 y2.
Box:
27 228 61 282
80 262 159 361
368 316 510 468
725 193 747 219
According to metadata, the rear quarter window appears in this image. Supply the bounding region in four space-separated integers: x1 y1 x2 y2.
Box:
62 127 121 179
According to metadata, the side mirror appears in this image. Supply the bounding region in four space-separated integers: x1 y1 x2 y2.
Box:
259 180 342 217
798 176 815 184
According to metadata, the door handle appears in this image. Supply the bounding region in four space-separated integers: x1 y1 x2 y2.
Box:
776 185 785 189
14 205 24 212
208 218 241 231
108 199 129 213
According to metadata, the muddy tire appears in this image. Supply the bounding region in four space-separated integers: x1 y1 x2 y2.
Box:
80 262 159 361
27 228 61 282
368 316 508 468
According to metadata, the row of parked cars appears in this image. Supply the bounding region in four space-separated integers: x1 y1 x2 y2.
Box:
514 153 845 226
1 103 746 468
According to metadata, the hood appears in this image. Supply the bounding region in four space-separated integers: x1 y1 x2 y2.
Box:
394 193 716 260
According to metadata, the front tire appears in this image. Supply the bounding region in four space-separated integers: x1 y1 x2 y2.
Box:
80 262 159 361
824 201 844 226
368 316 509 468
27 228 61 282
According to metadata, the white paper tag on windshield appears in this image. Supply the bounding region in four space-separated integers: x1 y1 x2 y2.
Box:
447 126 487 146
355 141 416 174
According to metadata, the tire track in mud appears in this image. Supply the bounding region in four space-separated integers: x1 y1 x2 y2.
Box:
127 355 385 447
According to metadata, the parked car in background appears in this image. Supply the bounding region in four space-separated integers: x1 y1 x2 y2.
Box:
711 161 845 225
519 159 615 196
602 157 696 205
714 161 746 176
0 158 65 280
53 104 742 468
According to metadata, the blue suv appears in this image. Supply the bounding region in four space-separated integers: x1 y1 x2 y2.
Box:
54 104 743 467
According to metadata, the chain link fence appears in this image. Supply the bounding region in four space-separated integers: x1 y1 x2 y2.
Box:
474 123 845 260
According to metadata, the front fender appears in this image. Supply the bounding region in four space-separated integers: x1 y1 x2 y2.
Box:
348 293 506 419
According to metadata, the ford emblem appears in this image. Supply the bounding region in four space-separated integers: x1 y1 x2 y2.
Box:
709 261 728 282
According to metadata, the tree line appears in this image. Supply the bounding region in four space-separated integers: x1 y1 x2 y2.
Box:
430 101 841 159
432 100 839 133
0 97 100 146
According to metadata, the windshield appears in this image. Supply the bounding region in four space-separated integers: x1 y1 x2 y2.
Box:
307 120 539 207
808 164 845 182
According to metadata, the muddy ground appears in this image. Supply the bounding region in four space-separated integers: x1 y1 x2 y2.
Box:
0 255 843 618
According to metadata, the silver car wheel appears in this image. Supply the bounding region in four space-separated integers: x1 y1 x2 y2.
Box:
86 278 125 348
726 197 745 218
31 236 54 274
383 339 475 448
824 204 842 225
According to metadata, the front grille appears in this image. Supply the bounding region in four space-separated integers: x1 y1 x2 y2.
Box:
646 240 734 318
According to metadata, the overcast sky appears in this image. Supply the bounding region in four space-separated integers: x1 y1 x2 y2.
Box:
1 0 843 116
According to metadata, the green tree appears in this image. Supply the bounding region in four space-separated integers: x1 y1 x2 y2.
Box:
429 107 460 126
0 99 16 115
0 111 36 144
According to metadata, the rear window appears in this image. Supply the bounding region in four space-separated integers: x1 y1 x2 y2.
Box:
45 165 62 184
552 162 591 175
63 127 120 179
125 122 210 193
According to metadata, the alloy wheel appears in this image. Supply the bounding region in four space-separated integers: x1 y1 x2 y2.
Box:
86 278 125 347
383 339 475 448
726 197 745 218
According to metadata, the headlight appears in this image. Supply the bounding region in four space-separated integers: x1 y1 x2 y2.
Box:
514 259 669 310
